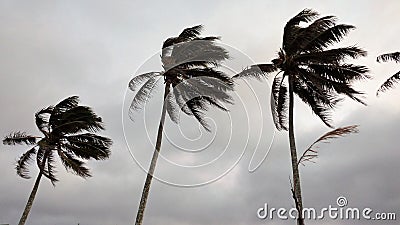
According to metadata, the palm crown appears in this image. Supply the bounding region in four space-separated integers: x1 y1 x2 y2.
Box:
236 9 370 129
376 52 400 94
3 96 112 184
129 25 234 131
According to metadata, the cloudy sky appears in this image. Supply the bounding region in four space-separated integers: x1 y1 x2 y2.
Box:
1 0 399 225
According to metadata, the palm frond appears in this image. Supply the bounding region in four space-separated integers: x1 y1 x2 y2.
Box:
129 76 161 120
128 72 162 92
179 25 203 40
296 16 336 49
283 9 319 51
15 147 37 179
376 52 400 95
298 125 359 166
293 78 333 128
170 39 229 68
185 77 234 104
296 69 342 108
165 88 180 124
43 150 58 185
54 96 79 112
185 68 234 89
64 133 112 160
276 81 289 130
162 25 203 50
57 149 91 178
377 52 400 63
52 106 104 134
3 132 37 145
302 24 355 51
377 70 400 95
173 85 193 115
271 75 288 130
201 96 229 111
297 46 367 64
289 16 337 52
186 98 211 132
308 63 370 83
234 64 277 80
36 147 46 171
287 8 319 26
35 106 53 135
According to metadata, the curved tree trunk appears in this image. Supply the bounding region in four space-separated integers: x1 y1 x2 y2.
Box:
288 76 304 225
135 84 170 225
18 171 43 225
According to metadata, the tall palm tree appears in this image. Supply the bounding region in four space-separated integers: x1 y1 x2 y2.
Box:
376 52 400 94
128 25 234 225
3 96 112 225
235 9 369 225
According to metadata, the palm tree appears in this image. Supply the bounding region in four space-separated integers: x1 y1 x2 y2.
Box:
235 9 369 225
3 96 112 225
376 52 400 94
129 25 233 224
128 25 234 225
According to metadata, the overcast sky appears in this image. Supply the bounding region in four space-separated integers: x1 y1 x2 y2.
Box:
1 1 399 225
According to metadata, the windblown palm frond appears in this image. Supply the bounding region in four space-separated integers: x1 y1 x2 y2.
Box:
234 64 278 80
162 25 203 50
35 107 53 135
57 149 91 178
16 147 37 179
128 72 162 92
298 125 359 166
63 133 112 160
3 132 37 145
270 74 289 130
44 150 58 184
376 52 400 94
377 52 400 63
129 76 162 116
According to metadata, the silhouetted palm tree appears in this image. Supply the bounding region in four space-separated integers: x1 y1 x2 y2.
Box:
376 52 400 94
3 96 112 225
235 9 369 225
128 25 234 225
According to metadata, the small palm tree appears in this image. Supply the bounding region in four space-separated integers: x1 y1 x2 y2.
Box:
376 52 400 94
3 96 112 225
129 25 234 225
235 9 369 225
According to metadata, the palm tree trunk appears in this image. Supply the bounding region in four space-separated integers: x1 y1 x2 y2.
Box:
18 171 43 225
135 84 170 225
288 76 304 225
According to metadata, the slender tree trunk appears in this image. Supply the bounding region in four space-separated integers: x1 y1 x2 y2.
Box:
135 84 170 225
288 76 304 225
18 171 43 225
